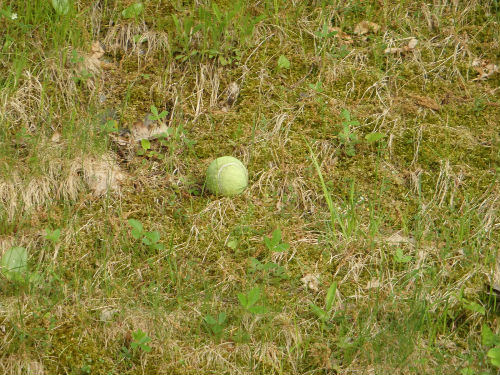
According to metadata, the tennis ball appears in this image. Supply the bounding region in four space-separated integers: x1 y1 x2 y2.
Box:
205 156 248 196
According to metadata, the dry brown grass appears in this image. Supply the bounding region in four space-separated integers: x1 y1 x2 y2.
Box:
0 0 499 373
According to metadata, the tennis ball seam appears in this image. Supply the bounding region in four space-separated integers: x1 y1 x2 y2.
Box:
216 162 248 193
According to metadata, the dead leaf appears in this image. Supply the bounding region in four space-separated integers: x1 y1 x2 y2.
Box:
83 154 126 196
51 131 61 143
129 120 169 142
81 41 106 74
309 343 336 370
329 26 353 44
354 21 380 36
91 41 105 59
226 82 240 107
385 231 416 246
410 94 441 110
472 58 499 81
301 274 320 292
407 38 418 49
100 308 117 322
384 38 418 55
365 279 381 289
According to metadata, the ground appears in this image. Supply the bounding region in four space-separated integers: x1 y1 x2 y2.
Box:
0 0 499 374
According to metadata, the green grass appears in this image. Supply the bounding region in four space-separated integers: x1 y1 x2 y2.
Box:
1 0 499 374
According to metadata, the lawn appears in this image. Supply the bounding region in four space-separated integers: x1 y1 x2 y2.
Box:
0 0 499 374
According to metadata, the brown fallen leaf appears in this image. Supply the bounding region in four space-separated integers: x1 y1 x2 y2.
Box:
385 231 416 246
83 154 126 196
410 94 441 110
365 279 381 289
51 131 61 143
129 119 169 142
472 58 499 81
91 41 105 59
301 274 320 292
78 41 106 75
384 38 418 55
354 20 380 36
226 81 240 107
329 26 353 44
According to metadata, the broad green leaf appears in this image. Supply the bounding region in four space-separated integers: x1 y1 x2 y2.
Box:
277 55 290 69
275 243 289 252
51 0 70 15
482 324 500 347
248 305 268 314
310 303 328 321
227 238 238 250
122 2 143 19
127 219 143 232
217 312 227 324
237 292 248 308
341 108 351 122
365 132 386 143
394 248 412 263
204 314 217 325
1 247 28 281
141 138 151 151
262 262 278 271
150 105 159 116
247 287 261 307
45 228 61 242
459 368 475 375
325 281 338 313
145 231 160 244
488 347 500 368
248 258 261 273
461 298 485 315
264 237 273 250
271 228 281 245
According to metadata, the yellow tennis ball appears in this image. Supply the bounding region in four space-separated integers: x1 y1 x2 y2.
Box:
205 156 248 196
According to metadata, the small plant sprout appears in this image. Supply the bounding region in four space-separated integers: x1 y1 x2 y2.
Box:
127 219 165 252
237 286 268 314
393 248 412 264
365 131 386 144
264 228 289 252
309 281 338 329
148 105 168 122
337 109 360 156
122 2 144 19
51 0 70 15
45 228 61 243
248 258 288 284
277 55 290 69
130 329 152 353
203 312 227 339
482 324 500 369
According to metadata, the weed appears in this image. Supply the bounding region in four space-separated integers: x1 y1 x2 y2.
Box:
248 258 288 284
203 312 227 339
127 219 165 252
264 228 289 252
122 3 144 20
309 281 338 330
130 330 152 353
482 324 500 369
337 109 360 157
277 55 290 70
148 105 168 122
237 286 268 314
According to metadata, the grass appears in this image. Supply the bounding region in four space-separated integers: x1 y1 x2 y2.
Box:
0 0 499 374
